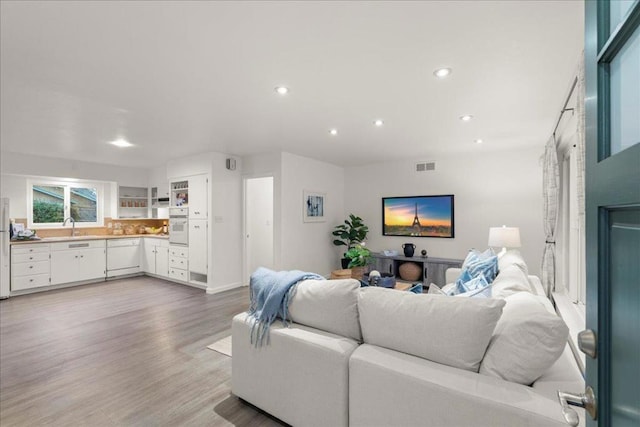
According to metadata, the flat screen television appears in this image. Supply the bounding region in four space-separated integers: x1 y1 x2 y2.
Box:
382 195 454 238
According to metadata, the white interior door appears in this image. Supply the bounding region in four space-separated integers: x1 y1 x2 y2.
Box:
245 176 274 283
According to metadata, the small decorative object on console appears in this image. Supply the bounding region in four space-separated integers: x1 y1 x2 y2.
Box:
398 261 421 281
402 243 415 257
363 272 396 288
421 249 428 257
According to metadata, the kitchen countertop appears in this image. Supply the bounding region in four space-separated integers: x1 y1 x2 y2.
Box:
10 234 169 245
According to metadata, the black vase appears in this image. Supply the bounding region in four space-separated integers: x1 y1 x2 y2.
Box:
341 258 350 269
402 243 415 257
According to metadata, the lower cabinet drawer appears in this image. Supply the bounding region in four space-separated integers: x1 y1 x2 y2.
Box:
12 252 49 263
12 274 50 291
168 268 187 282
12 261 50 277
169 256 188 269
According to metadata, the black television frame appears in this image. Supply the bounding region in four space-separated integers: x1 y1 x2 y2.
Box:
382 194 455 238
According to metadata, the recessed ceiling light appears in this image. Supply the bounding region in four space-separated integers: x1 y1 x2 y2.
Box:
459 115 473 122
433 68 452 78
275 86 289 95
329 129 338 136
475 139 483 144
374 119 384 127
110 138 133 148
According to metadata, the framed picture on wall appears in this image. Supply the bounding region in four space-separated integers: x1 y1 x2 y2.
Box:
303 190 326 222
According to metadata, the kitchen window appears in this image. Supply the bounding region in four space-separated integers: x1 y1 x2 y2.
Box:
27 179 104 228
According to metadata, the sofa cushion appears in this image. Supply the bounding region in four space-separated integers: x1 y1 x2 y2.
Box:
350 344 576 427
491 264 534 298
480 292 569 385
358 287 505 372
288 278 362 341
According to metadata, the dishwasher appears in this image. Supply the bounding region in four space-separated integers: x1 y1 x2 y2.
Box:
106 238 141 278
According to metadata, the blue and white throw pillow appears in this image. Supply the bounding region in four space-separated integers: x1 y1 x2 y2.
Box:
456 274 492 298
445 274 491 298
457 248 498 287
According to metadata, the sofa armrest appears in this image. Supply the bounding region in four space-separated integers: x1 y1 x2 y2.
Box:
445 267 461 284
350 344 584 427
232 312 359 427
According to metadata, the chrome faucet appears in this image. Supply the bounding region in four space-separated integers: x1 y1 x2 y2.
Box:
63 217 76 237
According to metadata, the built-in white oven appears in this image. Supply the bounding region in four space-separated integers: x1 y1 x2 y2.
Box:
169 208 188 246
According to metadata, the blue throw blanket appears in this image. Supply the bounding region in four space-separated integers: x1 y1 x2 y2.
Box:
248 267 324 346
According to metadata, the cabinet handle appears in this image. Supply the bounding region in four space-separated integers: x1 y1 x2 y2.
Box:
29 256 33 260
194 211 199 214
29 249 33 252
29 279 34 282
194 225 200 229
75 255 78 259
80 255 84 258
29 265 33 269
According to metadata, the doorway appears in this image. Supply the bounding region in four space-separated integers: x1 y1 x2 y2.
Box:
244 176 274 284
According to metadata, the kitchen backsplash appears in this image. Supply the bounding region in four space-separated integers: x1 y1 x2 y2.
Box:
12 217 167 238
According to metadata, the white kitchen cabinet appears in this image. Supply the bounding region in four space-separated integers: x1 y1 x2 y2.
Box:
143 238 169 278
189 219 207 276
118 186 148 219
106 238 140 278
188 175 208 219
168 244 188 282
50 240 106 285
156 246 169 278
10 243 51 291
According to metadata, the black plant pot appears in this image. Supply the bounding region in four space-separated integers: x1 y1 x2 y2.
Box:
341 258 350 269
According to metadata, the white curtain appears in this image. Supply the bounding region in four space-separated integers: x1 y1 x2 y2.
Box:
576 51 586 231
542 135 559 296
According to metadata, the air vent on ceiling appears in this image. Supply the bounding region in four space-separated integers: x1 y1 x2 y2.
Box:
415 161 436 172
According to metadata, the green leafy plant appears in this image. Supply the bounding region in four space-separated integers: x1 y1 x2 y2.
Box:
345 244 371 268
332 214 369 249
32 200 64 223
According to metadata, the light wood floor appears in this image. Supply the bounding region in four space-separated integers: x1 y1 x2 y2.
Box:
0 276 285 426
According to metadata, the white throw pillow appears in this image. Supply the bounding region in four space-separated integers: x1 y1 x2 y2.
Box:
498 249 533 288
288 278 362 341
358 287 505 372
479 292 569 385
491 264 534 298
427 283 446 295
498 249 528 274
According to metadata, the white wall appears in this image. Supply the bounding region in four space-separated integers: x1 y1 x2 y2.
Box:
344 147 545 275
0 151 149 219
280 152 345 276
210 152 243 290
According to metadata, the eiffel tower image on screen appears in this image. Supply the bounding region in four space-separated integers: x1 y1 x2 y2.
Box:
412 203 422 235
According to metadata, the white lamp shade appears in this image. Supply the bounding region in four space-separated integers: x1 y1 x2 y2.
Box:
488 226 521 248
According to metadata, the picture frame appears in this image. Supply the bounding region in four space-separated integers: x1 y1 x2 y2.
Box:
303 190 326 222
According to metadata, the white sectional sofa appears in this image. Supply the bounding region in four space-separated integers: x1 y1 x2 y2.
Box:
232 252 585 427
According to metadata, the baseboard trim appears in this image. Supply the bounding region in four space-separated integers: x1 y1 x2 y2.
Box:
207 282 243 295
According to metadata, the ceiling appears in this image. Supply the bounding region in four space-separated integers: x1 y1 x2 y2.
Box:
0 1 584 169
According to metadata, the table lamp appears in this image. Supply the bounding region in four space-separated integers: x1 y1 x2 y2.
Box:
488 225 521 257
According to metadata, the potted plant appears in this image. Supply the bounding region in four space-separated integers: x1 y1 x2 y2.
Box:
344 244 371 280
332 214 369 268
